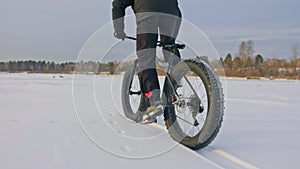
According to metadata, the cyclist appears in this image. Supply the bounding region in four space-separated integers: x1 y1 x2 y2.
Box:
112 0 182 123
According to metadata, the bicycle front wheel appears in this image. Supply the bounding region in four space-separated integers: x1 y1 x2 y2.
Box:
164 59 224 150
121 66 146 121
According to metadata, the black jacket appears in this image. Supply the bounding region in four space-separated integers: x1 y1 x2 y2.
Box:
112 0 181 32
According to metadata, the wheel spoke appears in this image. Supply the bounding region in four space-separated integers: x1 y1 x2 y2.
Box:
173 70 209 137
176 114 194 126
183 75 201 101
128 76 142 113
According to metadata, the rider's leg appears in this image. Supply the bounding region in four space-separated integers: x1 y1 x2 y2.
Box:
136 15 161 110
159 13 182 90
159 13 182 63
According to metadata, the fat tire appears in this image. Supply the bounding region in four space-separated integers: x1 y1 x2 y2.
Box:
121 67 144 121
164 59 224 150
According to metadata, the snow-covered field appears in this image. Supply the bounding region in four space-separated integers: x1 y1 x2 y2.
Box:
0 73 299 169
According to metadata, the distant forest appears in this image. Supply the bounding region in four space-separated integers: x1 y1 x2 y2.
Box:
0 60 120 75
220 41 300 79
1 41 299 79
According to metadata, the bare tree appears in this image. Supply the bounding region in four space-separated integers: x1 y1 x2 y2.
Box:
292 44 299 77
246 40 254 59
238 40 254 68
239 41 247 67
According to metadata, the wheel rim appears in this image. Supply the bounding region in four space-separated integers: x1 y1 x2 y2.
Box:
174 72 209 137
127 76 142 114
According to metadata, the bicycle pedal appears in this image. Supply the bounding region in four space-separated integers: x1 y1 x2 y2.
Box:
141 117 157 124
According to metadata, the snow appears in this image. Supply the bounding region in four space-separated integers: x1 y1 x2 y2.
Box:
205 79 300 168
0 73 299 169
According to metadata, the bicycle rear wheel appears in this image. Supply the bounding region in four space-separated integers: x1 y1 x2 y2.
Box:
164 59 224 150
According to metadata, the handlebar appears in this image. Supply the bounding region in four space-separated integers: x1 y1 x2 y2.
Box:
126 36 137 41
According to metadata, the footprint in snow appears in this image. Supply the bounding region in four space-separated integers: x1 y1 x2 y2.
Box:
120 146 131 152
118 130 126 134
109 114 116 117
110 121 117 124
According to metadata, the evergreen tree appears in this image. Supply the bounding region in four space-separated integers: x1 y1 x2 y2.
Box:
233 56 241 70
224 53 233 69
254 54 264 68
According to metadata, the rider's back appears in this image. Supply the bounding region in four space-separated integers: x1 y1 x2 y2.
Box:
133 0 180 15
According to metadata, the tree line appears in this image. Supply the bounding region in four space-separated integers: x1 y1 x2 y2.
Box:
0 60 120 75
219 41 300 79
0 41 299 79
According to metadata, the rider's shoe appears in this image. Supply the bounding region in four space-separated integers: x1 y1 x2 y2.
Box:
141 116 158 124
136 90 163 123
136 104 163 123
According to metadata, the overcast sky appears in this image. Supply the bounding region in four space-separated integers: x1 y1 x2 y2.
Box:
1 0 300 62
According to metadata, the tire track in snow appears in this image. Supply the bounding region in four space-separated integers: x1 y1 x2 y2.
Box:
227 97 290 105
149 123 225 169
212 149 260 169
199 147 260 169
150 123 260 169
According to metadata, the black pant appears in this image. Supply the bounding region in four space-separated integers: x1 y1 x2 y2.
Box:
136 12 181 94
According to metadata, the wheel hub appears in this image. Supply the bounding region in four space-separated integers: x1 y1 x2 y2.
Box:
187 94 204 114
